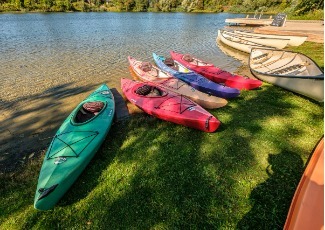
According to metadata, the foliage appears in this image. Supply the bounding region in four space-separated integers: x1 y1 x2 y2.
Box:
0 0 323 16
294 0 324 15
285 41 324 69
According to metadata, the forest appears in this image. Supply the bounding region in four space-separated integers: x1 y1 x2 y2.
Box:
0 0 324 19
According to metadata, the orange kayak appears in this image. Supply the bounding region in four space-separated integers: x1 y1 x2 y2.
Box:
284 137 324 230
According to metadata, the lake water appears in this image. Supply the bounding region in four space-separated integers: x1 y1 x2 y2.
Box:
0 12 247 161
0 12 246 105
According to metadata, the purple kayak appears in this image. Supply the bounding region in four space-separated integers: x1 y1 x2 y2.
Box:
153 53 240 99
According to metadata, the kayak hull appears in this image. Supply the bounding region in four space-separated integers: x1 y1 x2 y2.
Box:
34 84 115 210
170 50 262 90
121 78 220 132
128 56 227 109
153 53 240 99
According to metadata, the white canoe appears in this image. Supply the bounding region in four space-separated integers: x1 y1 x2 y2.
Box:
218 30 273 53
222 30 289 49
249 48 324 102
234 30 307 46
215 37 249 64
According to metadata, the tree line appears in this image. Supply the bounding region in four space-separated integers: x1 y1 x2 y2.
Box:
0 0 323 17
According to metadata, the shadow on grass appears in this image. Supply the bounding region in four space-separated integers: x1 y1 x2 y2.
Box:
237 152 304 230
0 82 323 229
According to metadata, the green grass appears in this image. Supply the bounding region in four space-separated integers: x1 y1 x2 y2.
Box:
1 43 323 229
286 42 324 69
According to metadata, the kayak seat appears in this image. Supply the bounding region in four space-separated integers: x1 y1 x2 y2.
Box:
83 101 104 114
135 85 164 97
164 58 178 71
183 54 198 65
140 62 152 72
75 101 104 123
183 54 194 62
164 58 175 66
135 85 152 95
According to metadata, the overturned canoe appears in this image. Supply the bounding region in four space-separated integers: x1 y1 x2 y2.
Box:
153 53 240 98
121 78 220 132
128 56 227 109
218 29 274 53
234 30 307 46
249 48 324 102
34 84 115 210
170 50 262 90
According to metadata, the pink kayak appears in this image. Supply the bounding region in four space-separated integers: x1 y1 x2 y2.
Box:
128 56 228 109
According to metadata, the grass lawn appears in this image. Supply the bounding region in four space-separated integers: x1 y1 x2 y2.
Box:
0 42 323 229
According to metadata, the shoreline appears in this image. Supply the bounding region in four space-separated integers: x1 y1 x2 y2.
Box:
0 63 255 175
1 22 323 174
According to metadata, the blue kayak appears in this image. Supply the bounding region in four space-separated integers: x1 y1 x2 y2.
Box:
153 53 240 99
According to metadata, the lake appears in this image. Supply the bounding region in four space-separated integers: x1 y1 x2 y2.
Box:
0 12 246 104
0 12 246 161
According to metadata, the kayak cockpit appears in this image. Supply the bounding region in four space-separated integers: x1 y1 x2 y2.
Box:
140 62 170 79
74 101 105 124
134 84 167 97
182 54 212 67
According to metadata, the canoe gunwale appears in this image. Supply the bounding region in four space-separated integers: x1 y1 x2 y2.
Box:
217 29 274 53
223 30 291 42
250 69 324 80
249 47 324 80
234 30 308 46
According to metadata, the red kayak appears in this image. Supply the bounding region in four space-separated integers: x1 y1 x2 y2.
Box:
121 78 220 132
170 50 262 90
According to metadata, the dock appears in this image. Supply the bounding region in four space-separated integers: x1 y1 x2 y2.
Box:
255 20 324 43
225 18 273 26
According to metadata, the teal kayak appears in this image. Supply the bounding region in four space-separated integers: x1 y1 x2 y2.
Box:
34 84 115 210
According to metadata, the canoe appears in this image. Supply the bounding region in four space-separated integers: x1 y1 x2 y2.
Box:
152 53 240 98
169 50 262 90
284 137 324 230
222 30 289 49
249 48 324 102
121 78 220 132
234 30 307 46
216 38 249 64
128 56 227 109
218 29 274 53
34 84 115 210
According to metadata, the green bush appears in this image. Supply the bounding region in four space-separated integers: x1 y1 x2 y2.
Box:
71 1 84 11
0 3 21 11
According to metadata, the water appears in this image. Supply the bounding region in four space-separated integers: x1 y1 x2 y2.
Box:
0 12 245 104
0 12 247 160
